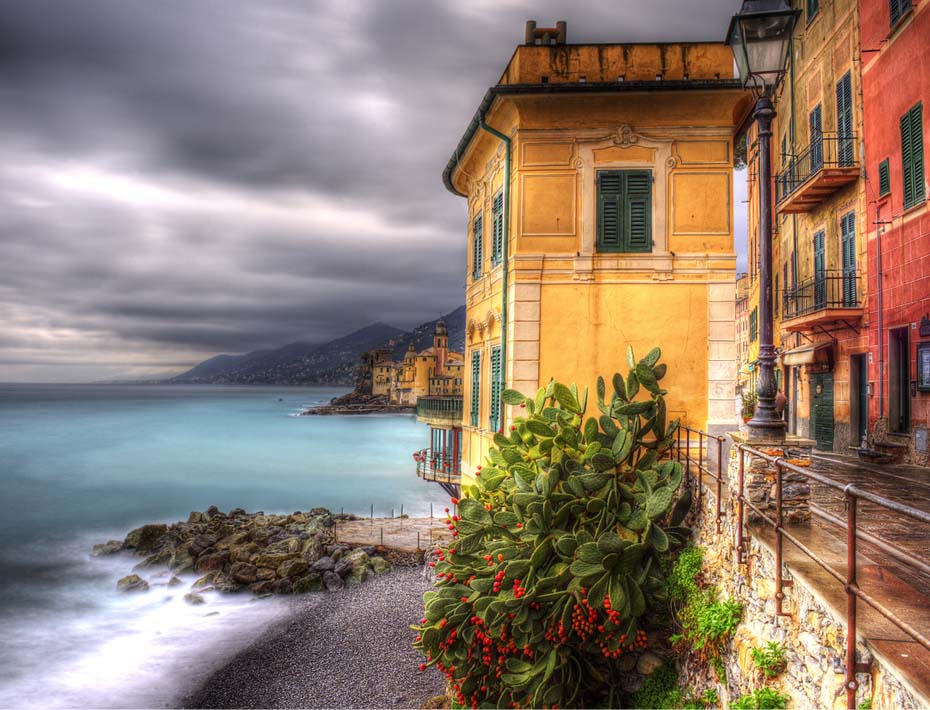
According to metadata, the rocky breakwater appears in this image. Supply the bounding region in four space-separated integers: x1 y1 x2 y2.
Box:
93 506 394 597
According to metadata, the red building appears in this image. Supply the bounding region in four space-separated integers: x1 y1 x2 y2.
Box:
861 0 930 462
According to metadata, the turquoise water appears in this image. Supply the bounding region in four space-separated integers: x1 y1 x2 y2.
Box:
0 384 447 707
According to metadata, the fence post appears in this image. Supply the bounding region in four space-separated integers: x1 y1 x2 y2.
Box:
845 488 860 710
696 432 704 508
736 446 746 564
685 427 692 485
774 459 791 616
716 437 723 534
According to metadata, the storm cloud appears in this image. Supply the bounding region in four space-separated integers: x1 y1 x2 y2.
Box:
0 0 746 382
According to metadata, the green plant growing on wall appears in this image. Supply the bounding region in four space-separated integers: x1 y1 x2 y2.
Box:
731 686 790 709
413 347 694 709
751 641 788 679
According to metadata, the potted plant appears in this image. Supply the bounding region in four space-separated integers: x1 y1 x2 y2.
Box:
740 391 758 427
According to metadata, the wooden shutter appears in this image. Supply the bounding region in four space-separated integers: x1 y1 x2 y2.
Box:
810 105 823 171
841 212 857 306
813 230 826 309
836 73 854 167
597 171 622 250
807 0 819 21
624 171 652 252
890 0 912 25
470 351 480 427
910 104 925 205
878 159 891 196
491 192 503 265
489 346 502 433
472 215 483 280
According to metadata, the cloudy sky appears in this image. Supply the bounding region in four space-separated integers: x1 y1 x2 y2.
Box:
0 0 747 382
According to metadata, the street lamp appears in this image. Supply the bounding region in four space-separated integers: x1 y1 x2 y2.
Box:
726 0 799 442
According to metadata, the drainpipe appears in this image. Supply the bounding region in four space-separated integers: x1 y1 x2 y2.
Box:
877 224 884 418
477 118 511 400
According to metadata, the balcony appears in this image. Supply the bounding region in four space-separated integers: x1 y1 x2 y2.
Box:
781 270 863 332
415 396 463 426
776 133 860 214
413 448 461 497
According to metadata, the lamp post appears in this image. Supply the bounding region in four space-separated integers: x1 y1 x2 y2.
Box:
726 0 799 442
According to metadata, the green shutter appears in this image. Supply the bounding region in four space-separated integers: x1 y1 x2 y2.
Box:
890 0 912 25
807 0 819 22
489 346 502 433
597 170 652 253
813 229 826 309
810 105 823 171
902 103 924 209
841 212 857 306
836 72 854 166
472 215 483 280
624 171 652 252
491 192 503 265
470 351 481 426
597 171 622 250
878 159 891 196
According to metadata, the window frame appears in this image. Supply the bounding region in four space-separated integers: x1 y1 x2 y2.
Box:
470 350 481 427
491 191 503 266
595 169 653 254
901 102 925 210
878 158 891 197
472 214 483 281
489 346 502 433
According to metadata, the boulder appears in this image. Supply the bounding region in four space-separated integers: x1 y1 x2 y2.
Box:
124 524 168 553
292 572 323 593
323 570 344 592
196 552 228 573
187 511 208 524
254 553 294 569
230 562 258 584
301 537 324 562
169 545 196 574
249 526 282 543
190 533 219 555
192 571 218 590
370 556 392 575
255 567 276 582
230 543 260 563
271 578 293 594
212 572 241 593
133 547 174 571
117 574 149 593
167 576 183 587
310 556 335 573
183 592 206 605
277 558 308 578
91 540 123 557
206 505 222 518
636 652 665 676
229 507 247 517
334 558 354 578
249 580 275 595
215 532 249 551
267 537 301 555
345 564 368 586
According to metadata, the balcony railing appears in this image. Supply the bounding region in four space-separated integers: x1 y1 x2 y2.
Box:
776 132 859 212
415 396 463 424
414 447 461 486
782 270 862 321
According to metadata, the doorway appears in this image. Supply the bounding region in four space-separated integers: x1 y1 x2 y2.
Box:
850 354 868 446
811 372 835 451
889 327 911 433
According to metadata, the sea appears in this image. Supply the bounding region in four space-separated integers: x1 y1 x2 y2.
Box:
0 384 448 708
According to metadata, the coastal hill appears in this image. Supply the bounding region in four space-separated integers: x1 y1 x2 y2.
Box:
169 306 465 386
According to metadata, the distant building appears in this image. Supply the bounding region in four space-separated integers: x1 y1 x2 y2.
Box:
441 21 748 482
392 320 465 406
735 273 752 392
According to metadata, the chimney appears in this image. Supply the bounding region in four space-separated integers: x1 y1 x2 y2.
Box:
524 20 567 46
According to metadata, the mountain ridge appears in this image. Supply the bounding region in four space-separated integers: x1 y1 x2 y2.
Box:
169 306 465 386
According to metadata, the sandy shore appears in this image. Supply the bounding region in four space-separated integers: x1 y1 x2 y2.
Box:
180 566 444 709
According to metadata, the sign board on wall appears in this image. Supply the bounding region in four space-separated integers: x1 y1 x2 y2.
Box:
918 342 930 393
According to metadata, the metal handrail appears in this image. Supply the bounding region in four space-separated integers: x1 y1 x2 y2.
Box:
415 396 464 418
776 131 859 203
782 269 862 319
674 426 726 534
731 444 930 709
414 447 461 484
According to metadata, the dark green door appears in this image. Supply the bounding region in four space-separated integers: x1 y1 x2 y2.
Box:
811 372 835 450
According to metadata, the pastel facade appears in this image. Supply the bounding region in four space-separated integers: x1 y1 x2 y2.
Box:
444 27 748 482
860 0 930 462
392 321 464 406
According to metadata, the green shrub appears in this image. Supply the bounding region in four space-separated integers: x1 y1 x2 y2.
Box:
668 546 703 603
631 663 682 709
413 347 693 709
751 641 787 678
731 686 790 709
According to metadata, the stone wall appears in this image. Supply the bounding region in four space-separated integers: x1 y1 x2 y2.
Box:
680 447 926 709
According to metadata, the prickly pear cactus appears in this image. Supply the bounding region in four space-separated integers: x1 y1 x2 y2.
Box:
413 346 692 709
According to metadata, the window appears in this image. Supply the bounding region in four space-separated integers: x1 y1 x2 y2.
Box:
901 103 925 209
749 308 758 343
809 104 823 172
878 159 891 196
491 191 503 266
470 351 481 427
489 346 502 433
890 0 912 26
813 229 826 309
472 215 483 280
836 72 854 166
841 212 857 306
596 170 652 252
807 0 819 22
774 272 779 314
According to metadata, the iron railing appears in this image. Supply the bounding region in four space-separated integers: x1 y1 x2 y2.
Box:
782 269 862 319
776 132 858 204
415 396 464 420
729 445 930 709
674 426 727 533
413 447 461 484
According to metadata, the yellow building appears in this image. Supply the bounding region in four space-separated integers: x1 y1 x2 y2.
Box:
371 349 396 397
392 321 464 406
735 272 752 391
443 22 750 481
763 0 868 451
